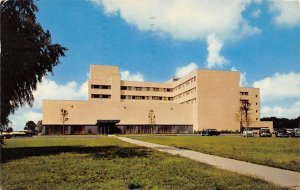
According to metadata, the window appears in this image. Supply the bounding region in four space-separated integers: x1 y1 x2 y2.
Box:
132 96 144 100
91 85 100 89
152 96 162 100
91 94 111 99
240 92 249 96
121 86 127 90
256 95 258 98
153 88 159 91
91 85 110 89
121 95 126 99
91 94 100 98
256 110 258 113
101 94 111 99
101 85 111 89
146 87 150 91
256 102 258 105
136 87 142 91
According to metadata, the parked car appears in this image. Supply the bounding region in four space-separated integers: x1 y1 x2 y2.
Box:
286 129 294 136
243 128 254 137
292 128 300 138
201 129 221 136
259 128 272 137
275 129 289 138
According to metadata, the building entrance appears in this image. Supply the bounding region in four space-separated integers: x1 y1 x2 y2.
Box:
96 120 120 134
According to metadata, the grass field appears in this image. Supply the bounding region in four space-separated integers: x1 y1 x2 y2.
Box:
130 135 300 172
0 137 285 190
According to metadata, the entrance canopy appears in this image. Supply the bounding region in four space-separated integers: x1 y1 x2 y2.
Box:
96 120 120 125
96 120 120 134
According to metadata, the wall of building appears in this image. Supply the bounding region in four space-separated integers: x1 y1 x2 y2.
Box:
196 70 240 131
42 100 193 126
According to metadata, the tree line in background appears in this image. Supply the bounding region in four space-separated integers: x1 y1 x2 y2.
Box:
261 116 300 129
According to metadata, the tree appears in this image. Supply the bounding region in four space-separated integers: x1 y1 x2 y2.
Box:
0 0 67 129
36 120 43 133
239 100 252 137
148 109 156 134
60 108 69 135
261 116 300 129
24 120 37 132
6 127 13 133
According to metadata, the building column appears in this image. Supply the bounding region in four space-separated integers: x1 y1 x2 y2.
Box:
67 126 71 135
42 126 46 135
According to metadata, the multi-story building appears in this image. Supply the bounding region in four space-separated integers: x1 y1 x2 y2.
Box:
42 64 272 134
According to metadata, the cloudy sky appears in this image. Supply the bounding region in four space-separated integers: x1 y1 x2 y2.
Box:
9 0 300 130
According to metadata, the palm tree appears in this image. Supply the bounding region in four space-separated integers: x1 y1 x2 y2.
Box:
148 109 156 134
60 108 69 135
240 100 252 137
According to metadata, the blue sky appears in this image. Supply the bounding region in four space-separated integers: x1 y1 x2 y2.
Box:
9 0 300 130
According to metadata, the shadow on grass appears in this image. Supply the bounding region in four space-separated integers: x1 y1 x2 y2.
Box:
1 146 150 163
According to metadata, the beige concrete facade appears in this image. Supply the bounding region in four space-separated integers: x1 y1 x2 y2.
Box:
42 64 272 134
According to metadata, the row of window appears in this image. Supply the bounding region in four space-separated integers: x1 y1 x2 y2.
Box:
91 94 111 99
180 98 197 104
240 91 258 98
174 87 196 100
240 99 259 107
173 77 196 91
119 76 197 92
91 85 111 89
240 92 249 96
121 95 173 101
121 86 172 92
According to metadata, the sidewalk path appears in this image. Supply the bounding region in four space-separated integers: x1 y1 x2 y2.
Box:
116 137 300 189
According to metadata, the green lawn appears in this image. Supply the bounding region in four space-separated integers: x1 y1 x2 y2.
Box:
1 137 284 190
130 135 300 172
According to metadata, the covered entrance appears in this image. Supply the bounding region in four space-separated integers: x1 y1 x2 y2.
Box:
96 120 120 134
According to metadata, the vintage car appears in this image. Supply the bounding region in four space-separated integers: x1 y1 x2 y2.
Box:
201 129 221 136
243 128 254 137
275 129 289 138
259 128 272 137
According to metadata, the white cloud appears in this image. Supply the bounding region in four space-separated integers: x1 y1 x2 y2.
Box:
269 0 300 27
261 101 300 119
240 72 248 87
206 34 228 68
92 0 258 41
91 0 261 68
230 67 248 87
120 70 144 81
253 72 300 119
175 62 198 78
9 78 88 130
253 72 300 102
251 9 261 18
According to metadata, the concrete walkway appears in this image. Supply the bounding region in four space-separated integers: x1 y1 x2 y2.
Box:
116 137 300 189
